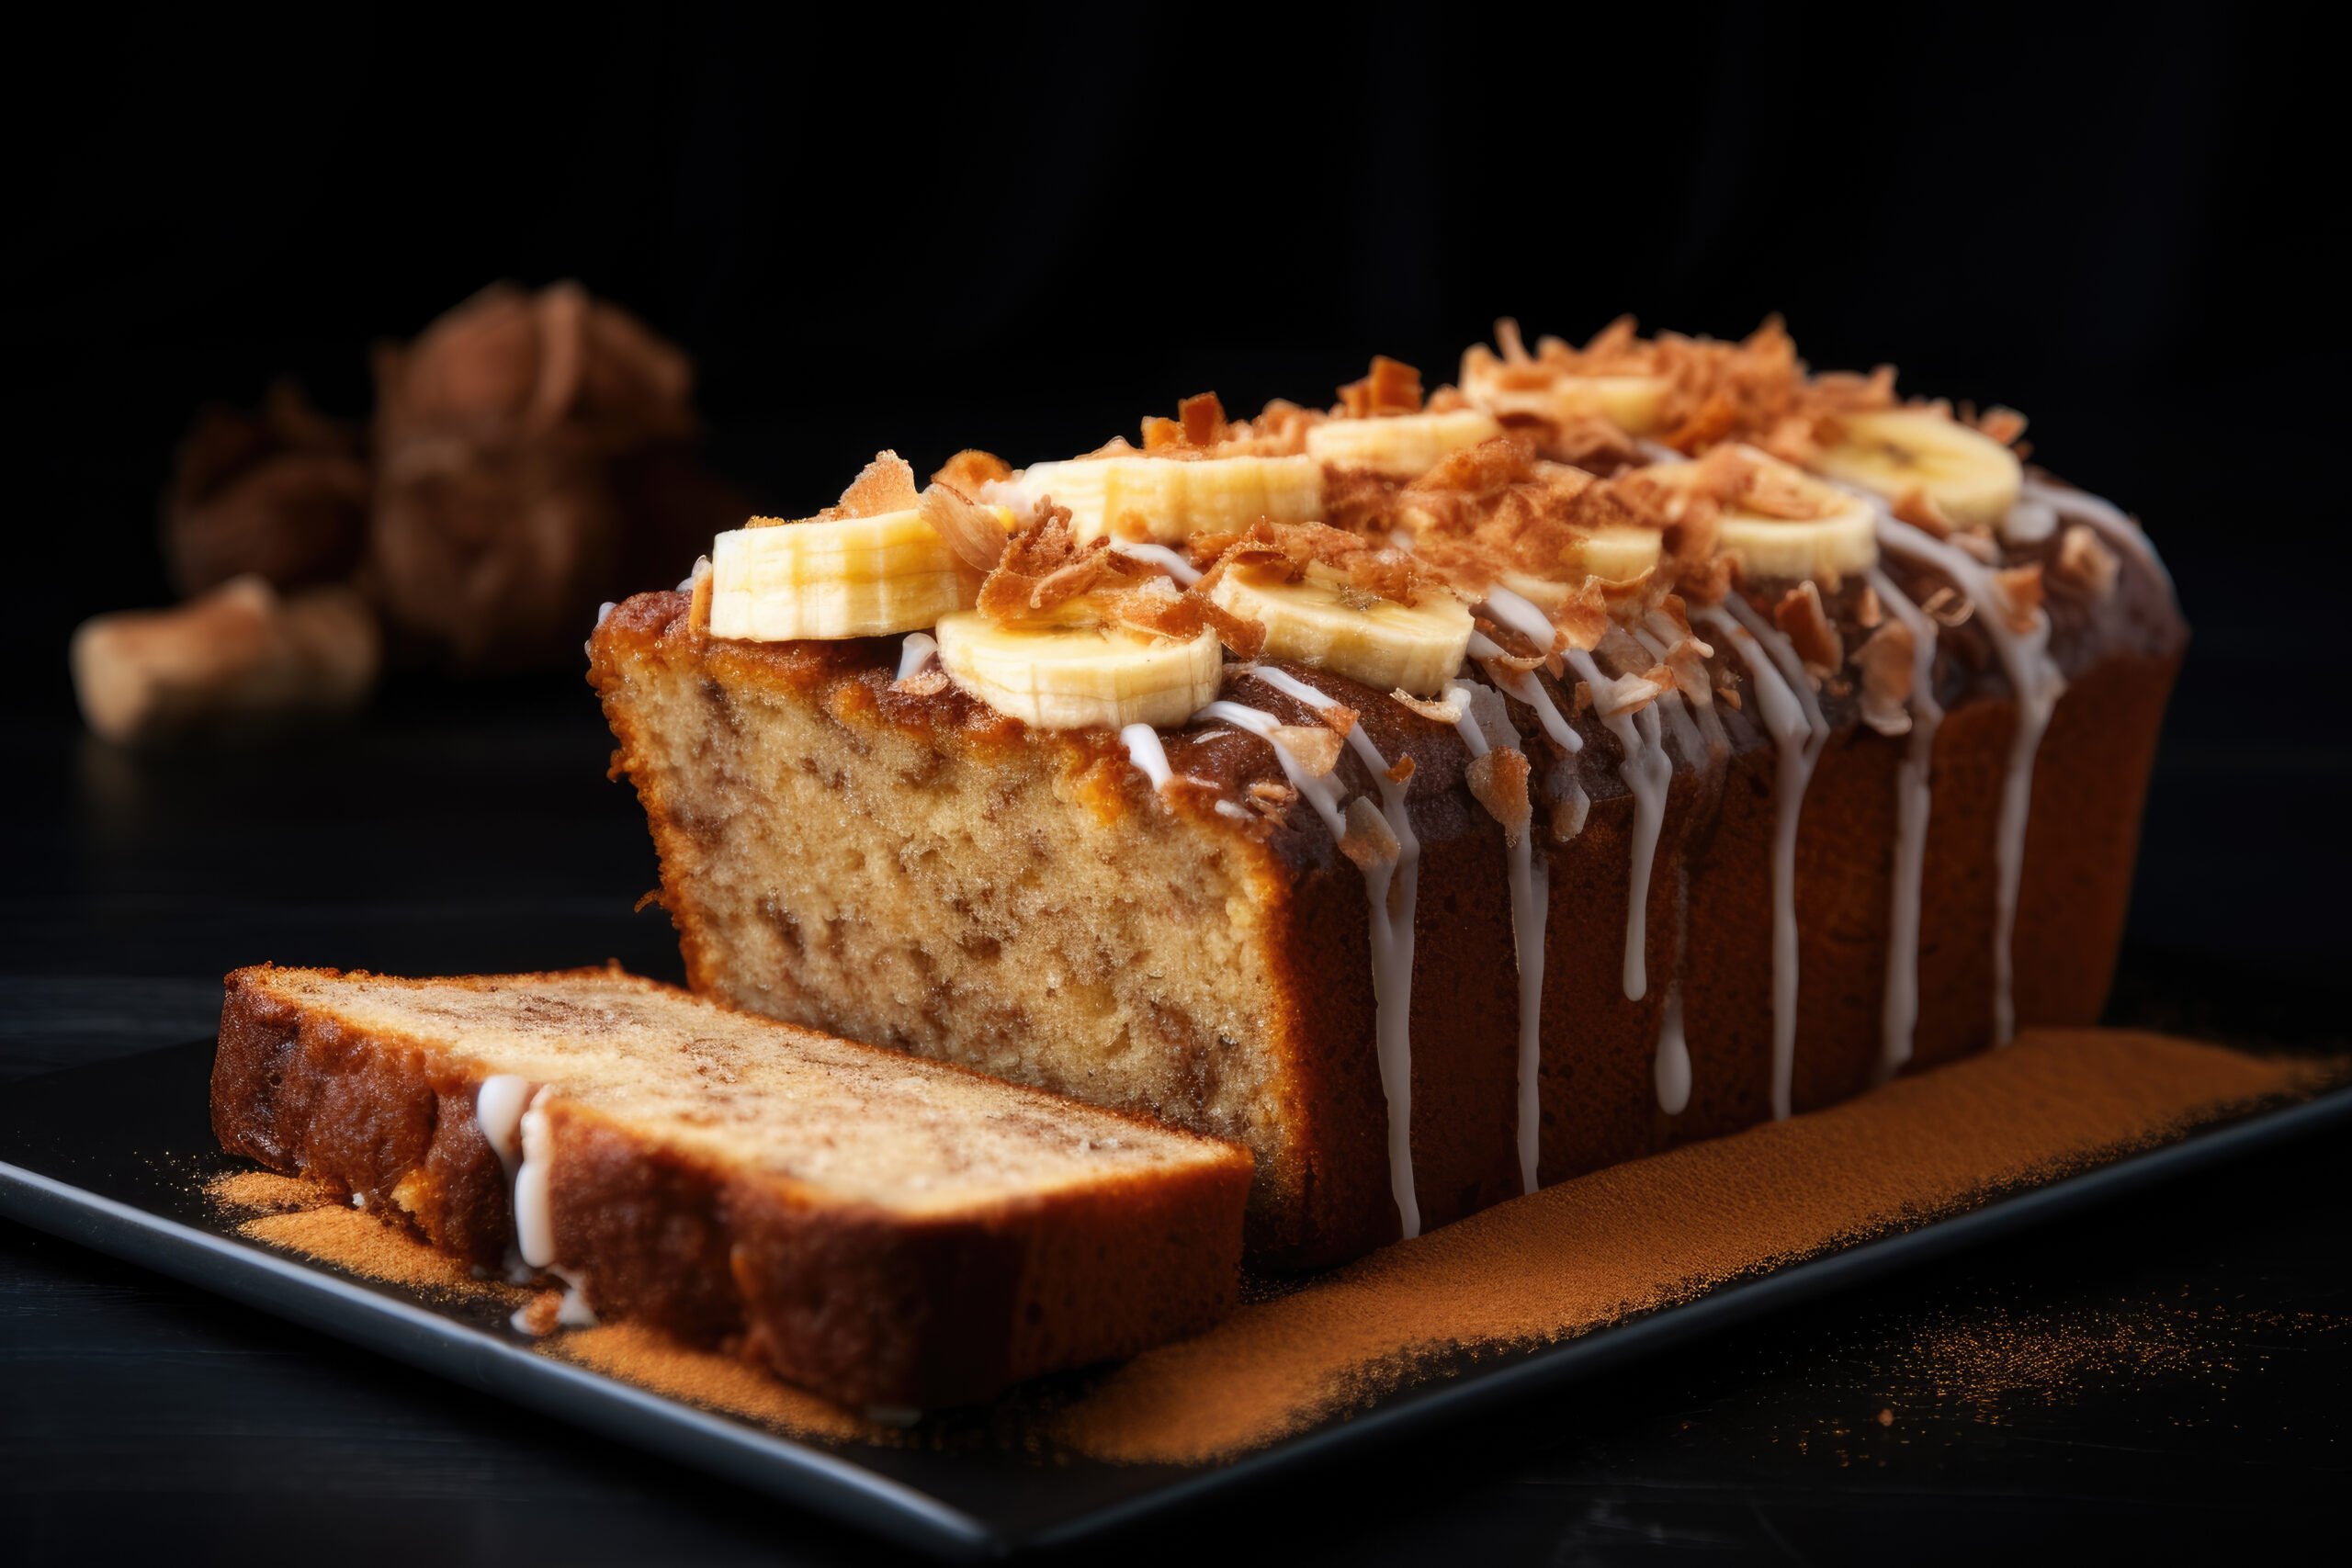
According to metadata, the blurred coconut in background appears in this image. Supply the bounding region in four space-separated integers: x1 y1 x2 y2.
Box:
73 282 741 742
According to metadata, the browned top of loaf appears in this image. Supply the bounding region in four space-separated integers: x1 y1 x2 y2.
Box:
234 964 1250 1216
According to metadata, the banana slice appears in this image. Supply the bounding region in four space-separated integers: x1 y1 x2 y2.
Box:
1208 562 1472 696
708 505 1012 641
1305 409 1504 478
1577 524 1663 582
1014 454 1323 545
1642 447 1877 581
1812 408 2022 529
1460 352 1671 435
933 600 1223 730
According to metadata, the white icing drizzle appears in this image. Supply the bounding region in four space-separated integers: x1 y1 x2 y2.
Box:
1107 537 1204 585
1479 585 1558 650
1652 981 1690 1115
514 1086 558 1269
1213 799 1253 822
1119 723 1176 793
1561 645 1669 1001
1872 513 2066 1045
1617 628 1704 768
2000 497 2058 546
1446 682 1548 1194
2018 475 2172 595
1466 630 1583 755
1644 611 1731 761
1866 569 1945 1081
1194 701 1345 832
1204 676 1426 1236
1695 599 1829 1121
476 1074 531 1182
896 630 940 681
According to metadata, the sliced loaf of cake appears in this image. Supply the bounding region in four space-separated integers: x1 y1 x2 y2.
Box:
211 964 1253 1407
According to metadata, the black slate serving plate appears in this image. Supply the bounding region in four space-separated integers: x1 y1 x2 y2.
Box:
4 1038 2346 1561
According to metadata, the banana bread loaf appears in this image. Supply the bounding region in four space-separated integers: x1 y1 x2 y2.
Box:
590 321 2187 1266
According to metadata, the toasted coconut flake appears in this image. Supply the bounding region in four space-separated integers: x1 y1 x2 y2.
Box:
1248 781 1297 805
834 451 921 518
1495 317 1531 364
1918 584 1974 627
892 665 952 698
1476 643 1547 676
1464 748 1532 846
1891 486 1953 537
1856 583 1883 629
1772 581 1844 677
918 482 1008 573
1390 689 1463 724
1385 753 1417 785
1202 596 1268 658
1338 795 1402 870
1552 585 1611 652
1536 414 1644 471
978 508 1129 619
1550 788 1589 843
1338 356 1425 418
1270 724 1343 777
2047 524 2120 604
1318 702 1360 737
1855 620 1916 737
1975 405 2030 446
1180 392 1227 447
933 449 1012 493
1589 670 1664 719
1993 563 2047 631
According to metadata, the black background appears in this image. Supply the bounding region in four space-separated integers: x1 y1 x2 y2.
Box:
6 5 2348 1561
12 1 2346 963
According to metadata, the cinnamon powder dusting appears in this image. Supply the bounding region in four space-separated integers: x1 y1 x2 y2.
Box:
548 1323 879 1442
204 1169 519 1301
1054 1029 2335 1464
198 1031 2337 1469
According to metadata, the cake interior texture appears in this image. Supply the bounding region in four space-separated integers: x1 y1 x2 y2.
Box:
247 966 1226 1214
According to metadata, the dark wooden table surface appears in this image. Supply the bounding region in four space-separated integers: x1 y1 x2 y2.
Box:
6 672 2346 1565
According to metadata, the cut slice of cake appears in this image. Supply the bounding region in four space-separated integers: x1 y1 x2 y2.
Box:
210 964 1253 1408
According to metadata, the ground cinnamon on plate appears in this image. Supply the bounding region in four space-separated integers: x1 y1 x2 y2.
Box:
198 1028 2339 1467
547 1323 880 1442
203 1168 521 1302
1053 1028 2337 1464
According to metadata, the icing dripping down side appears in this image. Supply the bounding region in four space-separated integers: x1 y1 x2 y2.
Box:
1652 982 1690 1115
514 1086 559 1269
1696 599 1829 1121
1561 646 1670 1000
1204 678 1425 1238
1120 723 1176 793
1446 681 1548 1193
1866 569 1944 1079
1873 513 2066 1044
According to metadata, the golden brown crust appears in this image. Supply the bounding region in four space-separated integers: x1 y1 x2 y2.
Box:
210 964 1253 1407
